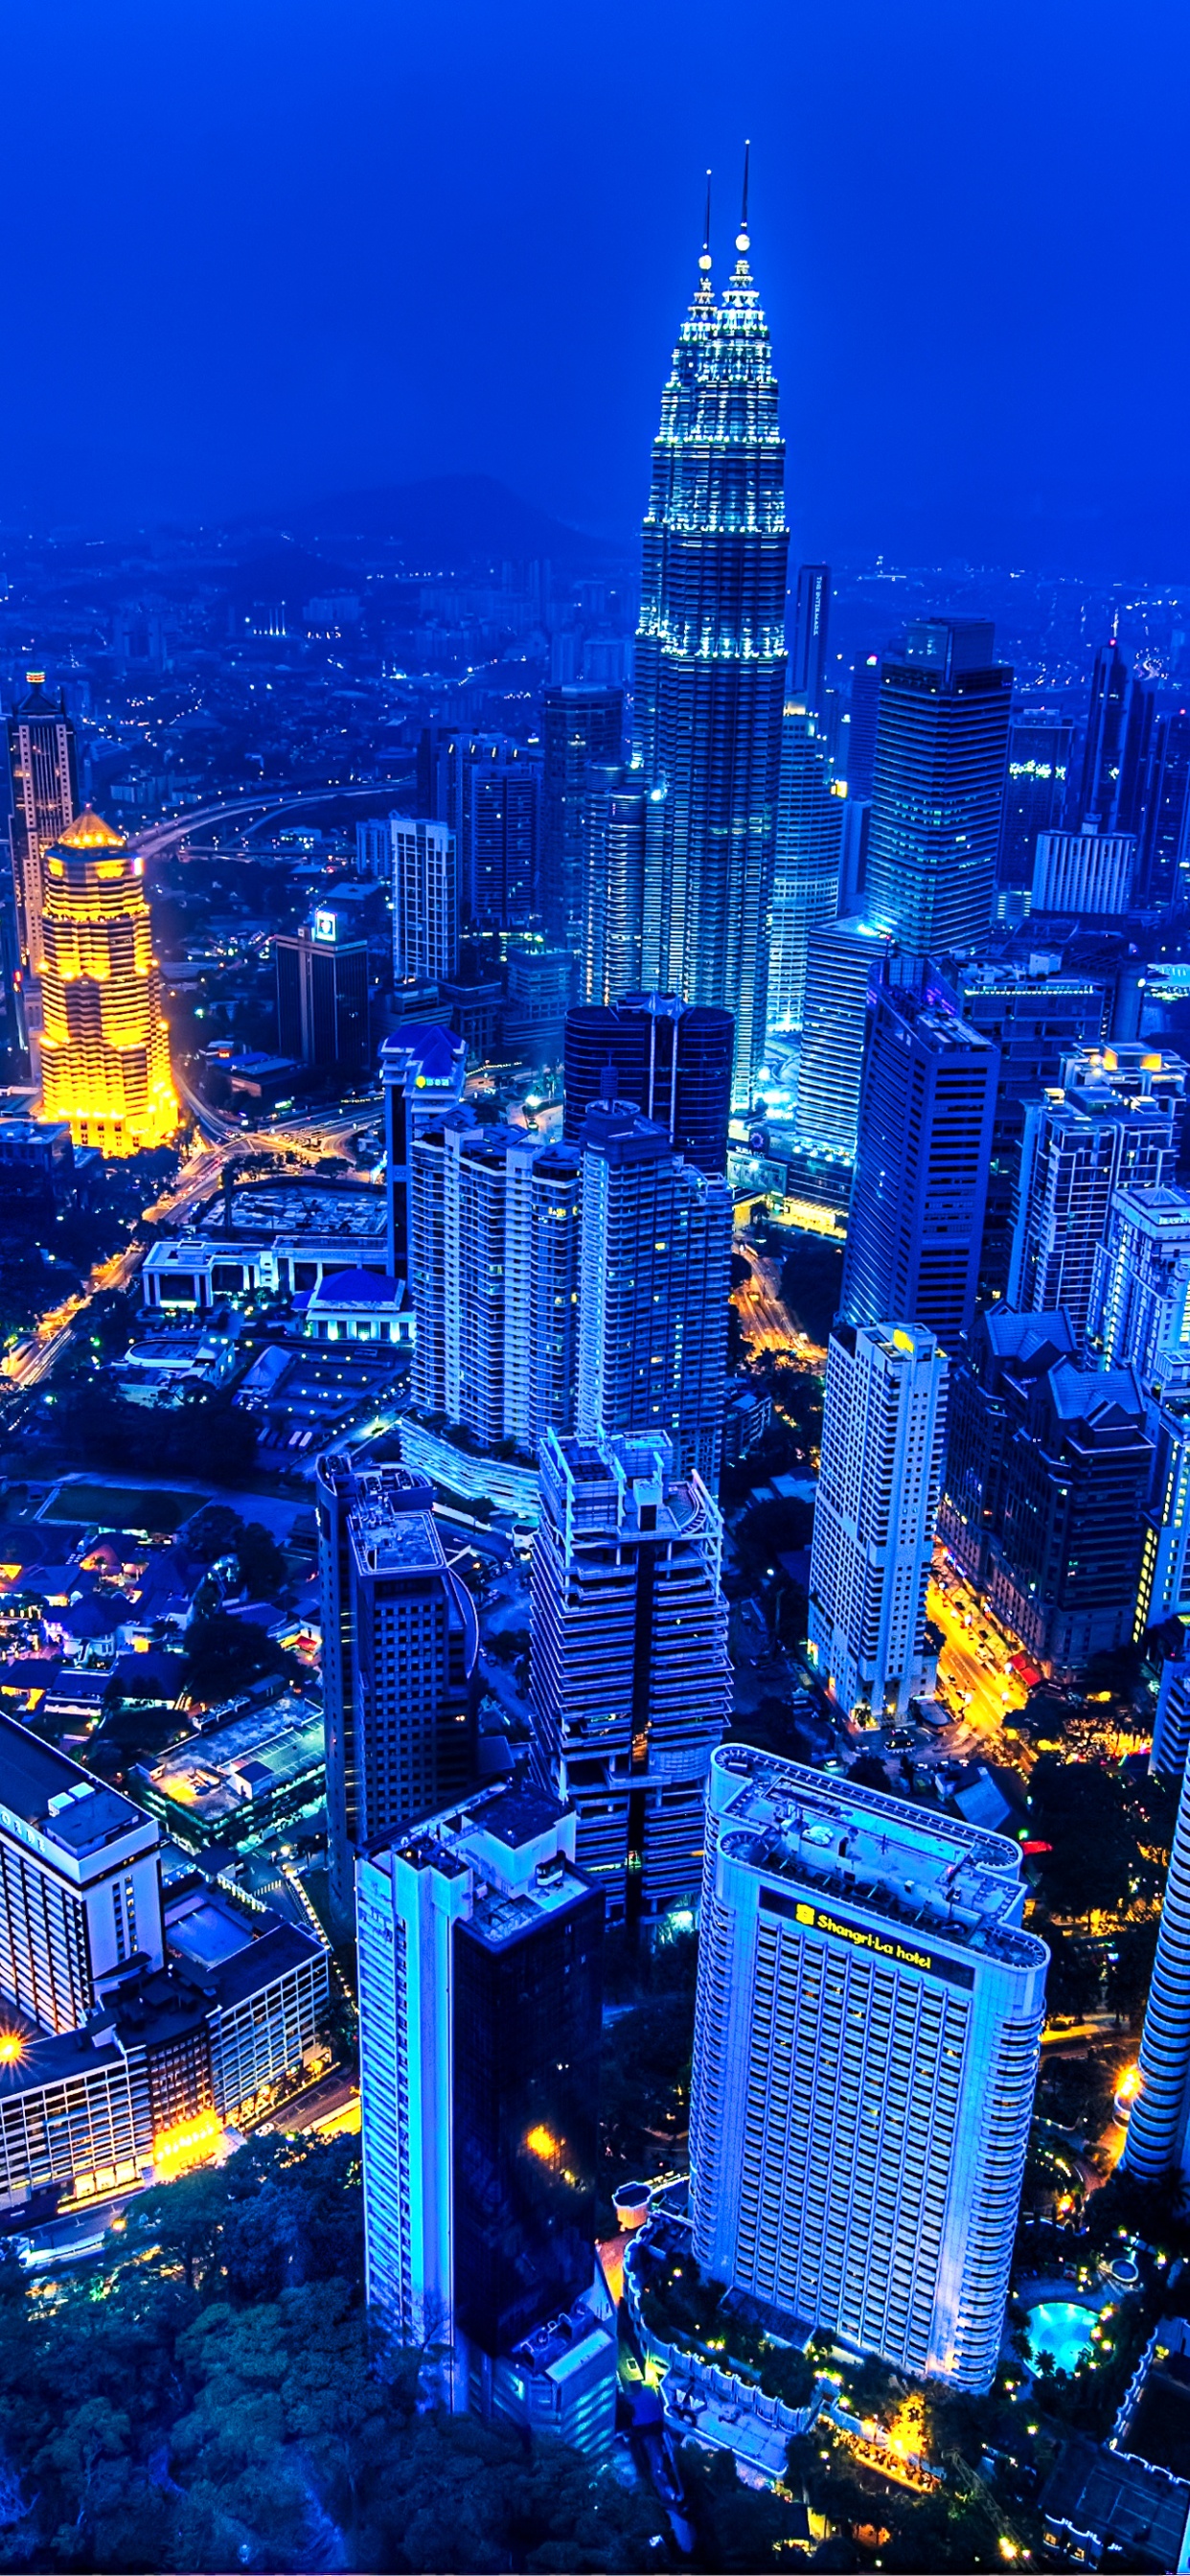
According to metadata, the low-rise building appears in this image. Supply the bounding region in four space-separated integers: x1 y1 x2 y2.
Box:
134 1690 326 1852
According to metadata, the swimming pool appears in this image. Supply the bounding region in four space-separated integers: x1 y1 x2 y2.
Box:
1027 2300 1097 2374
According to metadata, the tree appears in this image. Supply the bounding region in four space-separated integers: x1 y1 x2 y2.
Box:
181 1613 292 1705
1027 1757 1138 1918
235 1522 286 1601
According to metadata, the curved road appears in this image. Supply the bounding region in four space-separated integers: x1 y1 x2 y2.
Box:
130 780 409 862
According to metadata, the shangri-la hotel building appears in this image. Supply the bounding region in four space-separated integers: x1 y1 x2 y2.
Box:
37 807 177 1155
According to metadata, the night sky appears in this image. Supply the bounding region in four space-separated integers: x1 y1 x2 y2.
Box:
5 0 1188 572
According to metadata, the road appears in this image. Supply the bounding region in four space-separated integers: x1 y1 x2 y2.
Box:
2 1244 144 1389
927 1571 1029 1756
129 781 406 863
733 1248 821 1364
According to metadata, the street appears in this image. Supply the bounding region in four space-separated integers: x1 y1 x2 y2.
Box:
927 1568 1029 1757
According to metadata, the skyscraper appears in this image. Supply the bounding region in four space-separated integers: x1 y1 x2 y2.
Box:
689 1745 1047 2390
1088 1183 1190 1376
576 1087 732 1485
840 983 997 1348
356 1782 616 2447
579 764 646 1006
563 991 733 1174
5 674 78 987
996 719 1072 911
392 817 459 985
793 916 892 1179
635 186 789 1113
531 1428 730 1924
986 1359 1152 1674
790 564 831 714
408 1112 581 1453
274 906 370 1078
1123 1759 1190 2183
316 1457 478 1926
1031 822 1135 918
808 1322 948 1725
934 959 1109 1309
940 1309 1078 1590
844 648 883 797
766 702 844 1035
864 620 1013 956
38 810 177 1156
1078 637 1154 837
1137 709 1190 908
381 1023 468 1280
1009 1048 1185 1342
540 685 624 952
469 756 538 930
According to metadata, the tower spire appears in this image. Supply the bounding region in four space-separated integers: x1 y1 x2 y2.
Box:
738 138 750 252
701 168 712 268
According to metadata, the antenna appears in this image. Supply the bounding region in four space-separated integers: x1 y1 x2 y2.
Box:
737 138 751 252
699 169 713 275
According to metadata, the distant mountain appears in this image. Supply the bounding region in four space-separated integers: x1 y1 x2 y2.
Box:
269 473 625 568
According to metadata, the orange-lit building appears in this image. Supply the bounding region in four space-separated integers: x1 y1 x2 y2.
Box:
37 806 177 1155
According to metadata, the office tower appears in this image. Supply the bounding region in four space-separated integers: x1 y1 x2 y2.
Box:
840 984 997 1348
356 1782 616 2448
864 620 1013 955
381 1022 468 1279
1087 1183 1190 1374
0 1711 164 2032
563 991 733 1174
808 1322 948 1723
1009 1047 1185 1341
996 720 1073 911
576 1089 732 1486
274 905 369 1078
689 1745 1046 2391
540 685 624 950
37 810 177 1156
531 1428 730 1924
940 1309 1077 1589
836 794 872 913
316 1457 478 1925
1078 638 1154 837
6 673 78 985
469 757 538 930
936 960 1109 1308
1137 709 1190 908
1151 1632 1190 1784
793 916 891 1175
392 816 460 984
635 210 789 1115
844 649 883 796
986 1356 1151 1673
1031 822 1135 918
1124 1757 1190 2182
580 764 646 1006
790 564 831 713
356 816 393 881
767 703 844 1034
417 729 539 923
408 1113 581 1452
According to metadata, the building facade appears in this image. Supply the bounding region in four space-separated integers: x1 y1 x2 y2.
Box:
808 1323 948 1723
392 817 460 985
793 915 892 1179
37 809 177 1155
840 984 997 1349
689 1746 1047 2389
531 1429 730 1925
1087 1183 1190 1377
986 1360 1153 1675
381 1023 468 1279
936 962 1109 1310
635 220 789 1112
1008 1048 1185 1344
767 703 844 1036
563 992 733 1175
579 764 646 1007
864 620 1013 956
540 685 624 953
408 1111 581 1454
274 907 369 1078
5 674 79 991
1031 824 1135 919
356 1782 617 2450
1124 1754 1190 2184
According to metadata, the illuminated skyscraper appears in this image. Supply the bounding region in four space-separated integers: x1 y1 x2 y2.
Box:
689 1746 1047 2390
790 564 831 715
841 983 997 1349
580 764 646 1005
37 809 176 1156
5 674 78 982
1124 1756 1190 2183
540 686 624 952
636 172 789 1112
865 620 1013 956
808 1322 948 1725
996 719 1072 912
392 816 459 985
767 703 844 1035
563 991 733 1174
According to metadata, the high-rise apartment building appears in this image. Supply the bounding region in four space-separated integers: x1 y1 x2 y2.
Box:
37 810 177 1156
790 564 831 714
1124 1759 1190 2184
392 817 460 985
635 218 789 1113
576 1089 732 1486
840 984 997 1348
316 1457 478 1925
767 703 844 1035
808 1322 948 1724
469 757 539 930
996 719 1072 912
793 916 892 1181
579 764 646 1006
563 992 733 1175
408 1114 581 1453
531 1429 730 1924
274 906 369 1078
1088 1183 1190 1376
689 1745 1047 2390
1008 1047 1185 1342
864 620 1013 956
540 685 624 951
381 1023 468 1280
986 1358 1152 1674
940 1309 1077 1589
356 1782 616 2448
5 674 78 987
1031 822 1135 918
936 960 1109 1308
